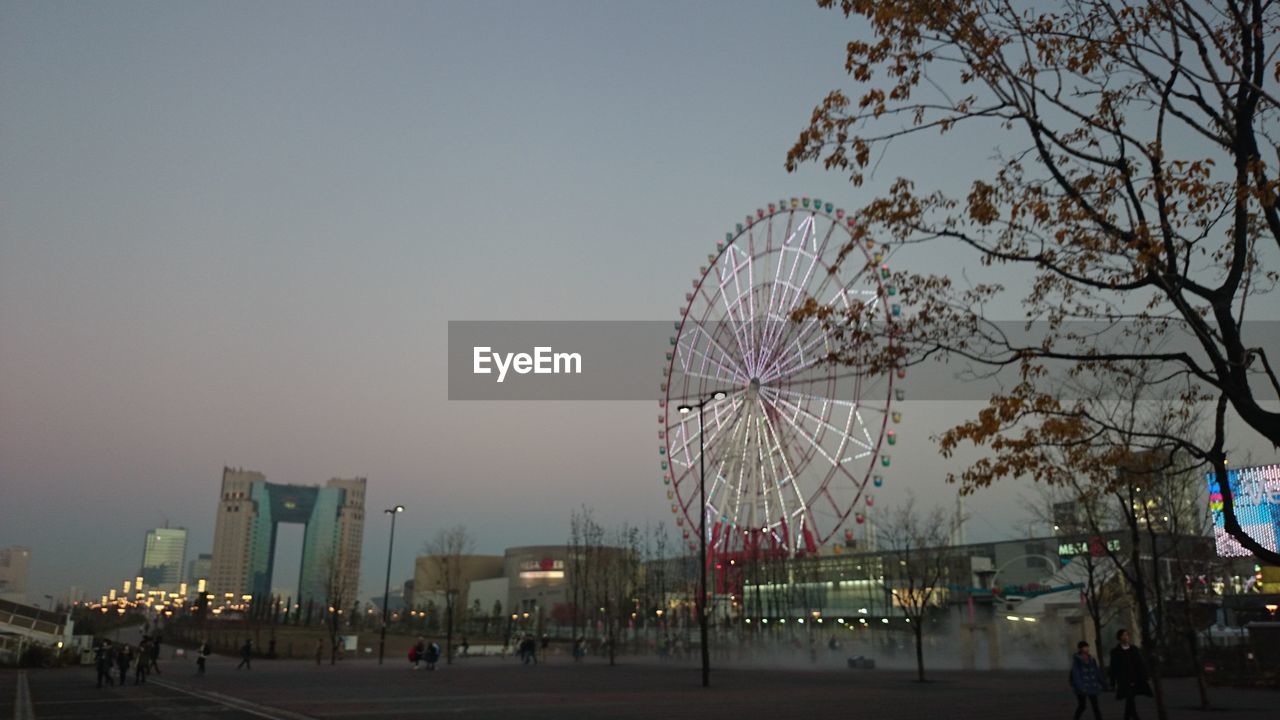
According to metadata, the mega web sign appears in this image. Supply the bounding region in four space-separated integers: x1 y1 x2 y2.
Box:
1207 463 1280 557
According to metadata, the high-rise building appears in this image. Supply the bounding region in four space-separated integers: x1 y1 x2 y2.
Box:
0 546 31 603
140 527 188 591
209 467 365 609
187 553 213 585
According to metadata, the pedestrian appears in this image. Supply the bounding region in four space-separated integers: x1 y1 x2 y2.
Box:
237 639 252 670
148 634 163 675
425 641 441 670
94 640 114 688
1070 641 1103 720
520 635 538 665
314 637 324 665
459 636 469 658
134 638 150 685
196 641 210 675
574 636 586 662
412 636 426 670
1110 629 1152 720
116 645 132 687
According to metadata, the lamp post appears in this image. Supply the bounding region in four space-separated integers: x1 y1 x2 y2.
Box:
678 390 726 688
378 504 405 665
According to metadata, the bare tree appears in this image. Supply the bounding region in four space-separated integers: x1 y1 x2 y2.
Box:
424 525 475 664
568 506 593 640
1024 482 1125 674
600 524 641 665
878 493 956 682
318 550 350 665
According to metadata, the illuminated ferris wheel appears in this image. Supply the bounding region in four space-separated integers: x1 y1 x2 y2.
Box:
659 197 902 559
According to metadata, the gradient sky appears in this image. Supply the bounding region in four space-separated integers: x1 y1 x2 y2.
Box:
3 1 1274 604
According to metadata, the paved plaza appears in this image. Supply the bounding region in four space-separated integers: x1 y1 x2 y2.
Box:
2 656 1275 720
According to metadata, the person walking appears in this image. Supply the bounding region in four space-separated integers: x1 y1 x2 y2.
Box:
237 639 253 670
519 635 537 665
196 641 210 675
134 638 150 685
115 645 132 687
314 637 324 666
94 640 114 688
412 637 426 670
148 634 163 675
459 637 469 658
1110 629 1152 720
1070 641 1104 720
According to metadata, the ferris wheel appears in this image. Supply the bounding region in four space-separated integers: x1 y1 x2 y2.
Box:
659 197 902 559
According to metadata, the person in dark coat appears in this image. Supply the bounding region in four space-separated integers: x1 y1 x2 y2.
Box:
1110 629 1152 720
94 640 114 688
115 645 132 686
1070 641 1103 720
134 638 150 685
148 634 162 674
236 639 252 670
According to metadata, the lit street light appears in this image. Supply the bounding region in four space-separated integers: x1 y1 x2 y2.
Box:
378 504 405 665
677 389 726 688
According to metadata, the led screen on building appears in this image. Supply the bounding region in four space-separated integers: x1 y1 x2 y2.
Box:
1207 463 1280 557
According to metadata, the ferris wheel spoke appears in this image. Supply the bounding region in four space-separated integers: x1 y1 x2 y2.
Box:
708 246 759 378
759 218 802 375
693 290 751 383
761 389 864 487
667 395 746 466
761 283 881 384
756 413 797 531
753 413 783 535
758 219 828 371
677 322 749 383
769 366 890 390
720 245 761 378
761 386 869 465
759 219 815 372
760 261 863 383
759 314 829 385
672 366 743 389
764 386 863 409
715 405 753 529
754 397 810 553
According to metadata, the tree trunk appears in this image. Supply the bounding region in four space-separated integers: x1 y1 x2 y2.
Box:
913 624 925 682
446 598 454 665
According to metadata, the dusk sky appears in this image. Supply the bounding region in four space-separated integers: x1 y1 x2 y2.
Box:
3 1 1274 604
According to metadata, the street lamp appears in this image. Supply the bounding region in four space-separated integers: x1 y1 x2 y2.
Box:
378 504 405 665
677 389 727 688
